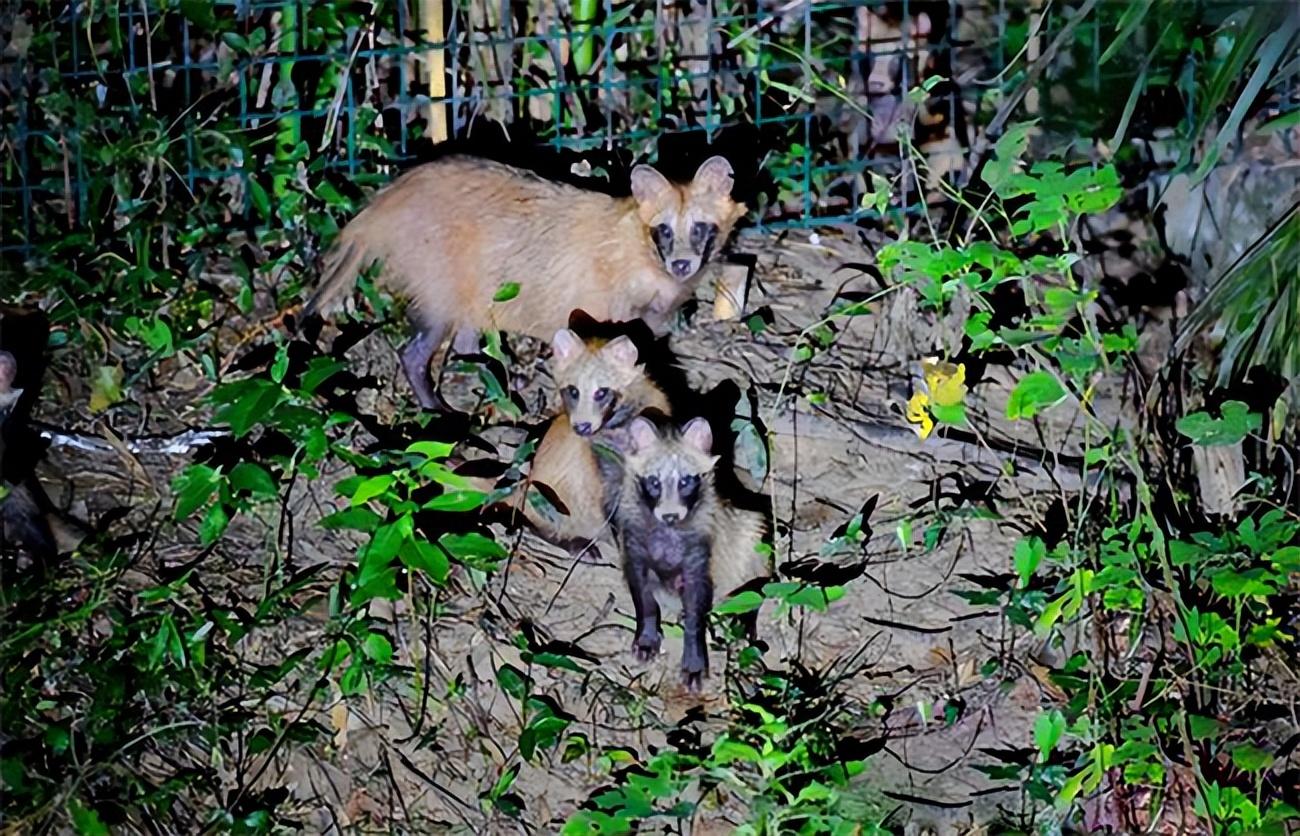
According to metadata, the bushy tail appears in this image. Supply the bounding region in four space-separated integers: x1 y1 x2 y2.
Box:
302 239 365 320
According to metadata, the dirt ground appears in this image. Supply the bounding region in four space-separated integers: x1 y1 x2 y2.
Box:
37 225 1144 834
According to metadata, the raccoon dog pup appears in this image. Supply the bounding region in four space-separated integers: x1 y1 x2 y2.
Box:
304 155 747 410
496 328 670 549
616 414 770 692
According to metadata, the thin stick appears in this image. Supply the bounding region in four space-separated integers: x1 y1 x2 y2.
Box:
425 0 449 142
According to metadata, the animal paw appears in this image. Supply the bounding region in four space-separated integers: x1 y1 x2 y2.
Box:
681 668 706 694
632 632 662 662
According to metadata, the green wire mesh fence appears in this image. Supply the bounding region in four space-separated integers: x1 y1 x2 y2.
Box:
6 2 1290 257
0 0 1006 255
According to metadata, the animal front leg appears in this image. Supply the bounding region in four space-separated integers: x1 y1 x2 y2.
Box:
679 561 713 692
623 556 662 662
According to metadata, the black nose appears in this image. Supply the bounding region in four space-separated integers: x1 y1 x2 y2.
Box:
573 422 593 436
671 259 692 277
660 511 680 524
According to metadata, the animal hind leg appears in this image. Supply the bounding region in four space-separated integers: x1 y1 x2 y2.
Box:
399 318 451 411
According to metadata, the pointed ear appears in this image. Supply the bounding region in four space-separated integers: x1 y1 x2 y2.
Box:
629 416 659 453
691 156 735 197
630 164 671 206
0 351 15 391
551 329 584 365
681 417 714 454
600 336 639 368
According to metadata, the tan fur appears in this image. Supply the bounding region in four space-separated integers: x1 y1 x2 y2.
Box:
498 333 670 547
711 504 771 599
307 156 747 340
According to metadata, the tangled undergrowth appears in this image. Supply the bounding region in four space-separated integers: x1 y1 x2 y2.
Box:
3 2 1300 834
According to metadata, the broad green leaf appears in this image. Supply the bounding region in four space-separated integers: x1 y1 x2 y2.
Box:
494 281 521 302
1034 710 1065 762
497 664 529 699
714 590 764 614
362 632 393 665
1175 401 1260 446
407 440 456 460
981 121 1036 195
1231 743 1275 773
173 464 220 520
1014 537 1046 588
319 506 382 531
229 462 277 497
1006 371 1067 420
1188 714 1223 741
400 538 451 583
179 0 217 30
439 532 506 561
350 474 395 506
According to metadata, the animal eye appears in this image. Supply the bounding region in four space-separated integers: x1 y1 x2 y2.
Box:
690 222 717 251
564 385 579 400
655 223 673 241
594 387 610 402
642 476 661 498
678 474 700 493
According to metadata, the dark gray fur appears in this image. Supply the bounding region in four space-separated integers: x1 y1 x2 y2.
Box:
616 494 714 691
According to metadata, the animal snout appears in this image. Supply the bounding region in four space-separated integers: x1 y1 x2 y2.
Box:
867 76 893 96
671 259 693 277
658 511 681 524
573 421 594 436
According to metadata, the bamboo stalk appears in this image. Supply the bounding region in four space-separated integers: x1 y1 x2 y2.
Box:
424 0 449 142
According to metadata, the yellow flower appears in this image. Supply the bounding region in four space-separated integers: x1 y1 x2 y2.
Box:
922 358 967 407
905 391 934 440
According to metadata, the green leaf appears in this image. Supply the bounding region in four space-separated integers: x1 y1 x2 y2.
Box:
67 799 110 836
714 590 764 614
350 474 395 506
981 121 1035 195
200 502 230 545
407 440 457 460
229 462 277 497
439 532 506 561
1210 568 1276 598
497 664 529 699
363 632 393 665
179 0 218 30
173 464 220 520
1188 714 1223 741
319 506 382 532
1231 743 1275 773
400 538 451 583
1100 0 1157 65
300 358 347 394
1175 401 1260 446
1034 710 1065 762
930 402 966 426
248 177 272 220
494 282 521 302
1006 371 1067 420
1014 537 1046 588
424 490 487 512
712 738 762 764
217 379 286 437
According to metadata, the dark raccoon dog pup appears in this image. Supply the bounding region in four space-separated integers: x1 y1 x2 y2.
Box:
616 414 769 693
